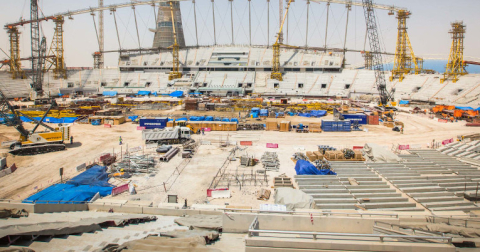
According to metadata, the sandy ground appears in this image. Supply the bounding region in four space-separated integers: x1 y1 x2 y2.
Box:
1 111 480 208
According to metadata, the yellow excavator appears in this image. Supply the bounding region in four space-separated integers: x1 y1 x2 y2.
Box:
0 88 71 155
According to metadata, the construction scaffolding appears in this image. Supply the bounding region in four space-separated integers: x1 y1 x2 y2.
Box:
390 10 421 82
441 22 467 83
362 51 373 70
45 16 67 79
6 26 26 79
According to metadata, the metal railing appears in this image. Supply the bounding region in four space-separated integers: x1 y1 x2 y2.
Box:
248 217 452 244
427 215 480 229
222 208 399 218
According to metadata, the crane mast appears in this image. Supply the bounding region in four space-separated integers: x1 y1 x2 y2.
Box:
31 0 43 96
168 1 182 80
271 0 293 81
361 0 392 106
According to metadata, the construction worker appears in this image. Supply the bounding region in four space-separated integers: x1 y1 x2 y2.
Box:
119 136 123 145
202 128 205 135
401 127 404 134
70 136 73 144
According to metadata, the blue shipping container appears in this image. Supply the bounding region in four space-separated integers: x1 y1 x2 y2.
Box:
321 120 351 132
342 114 367 125
140 118 168 129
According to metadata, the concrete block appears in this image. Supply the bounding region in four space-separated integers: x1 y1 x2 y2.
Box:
223 213 374 234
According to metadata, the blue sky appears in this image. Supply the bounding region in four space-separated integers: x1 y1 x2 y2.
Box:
0 0 479 68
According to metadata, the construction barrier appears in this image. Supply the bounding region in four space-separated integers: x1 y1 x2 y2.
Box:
240 141 253 146
104 124 112 128
267 143 279 148
442 138 454 145
398 145 410 150
353 146 363 150
207 188 229 197
137 126 146 130
112 184 129 196
438 119 449 123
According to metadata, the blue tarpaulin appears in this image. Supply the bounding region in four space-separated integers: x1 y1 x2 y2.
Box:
205 116 214 121
23 184 113 204
67 166 111 187
260 109 269 116
249 112 259 118
20 116 77 124
170 91 184 97
456 106 475 111
137 91 151 96
102 91 118 96
298 110 327 118
251 108 260 112
294 160 337 175
399 100 410 105
23 165 113 204
58 93 63 97
176 117 188 121
128 116 139 121
231 118 239 123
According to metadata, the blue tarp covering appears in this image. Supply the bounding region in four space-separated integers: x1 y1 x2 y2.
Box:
456 106 475 111
168 119 174 122
128 116 139 121
103 91 118 96
222 118 230 122
189 116 205 121
399 100 410 105
58 93 63 97
67 166 112 187
205 116 214 121
176 117 188 122
23 184 113 204
249 112 259 118
214 117 221 121
20 116 77 124
152 92 157 96
91 119 101 126
170 91 184 97
231 118 239 123
23 166 113 204
137 91 151 96
298 110 327 118
251 108 260 112
260 109 269 116
475 107 480 111
294 160 337 176
287 112 296 116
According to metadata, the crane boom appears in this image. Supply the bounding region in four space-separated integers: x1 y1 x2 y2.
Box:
310 0 406 13
271 0 294 81
168 1 182 80
362 0 392 106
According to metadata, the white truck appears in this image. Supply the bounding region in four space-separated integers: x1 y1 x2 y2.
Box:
142 126 192 144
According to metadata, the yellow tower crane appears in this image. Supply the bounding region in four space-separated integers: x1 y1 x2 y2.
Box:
390 10 422 82
271 0 294 81
441 22 467 83
168 1 182 81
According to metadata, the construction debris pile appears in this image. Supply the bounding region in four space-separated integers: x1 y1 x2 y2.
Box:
111 154 156 175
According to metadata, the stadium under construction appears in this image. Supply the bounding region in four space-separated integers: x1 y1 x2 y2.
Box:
1 1 480 252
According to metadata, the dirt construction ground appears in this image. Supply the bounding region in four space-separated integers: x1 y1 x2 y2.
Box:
1 111 480 208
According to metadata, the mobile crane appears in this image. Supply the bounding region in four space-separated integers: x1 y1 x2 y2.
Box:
0 87 71 155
